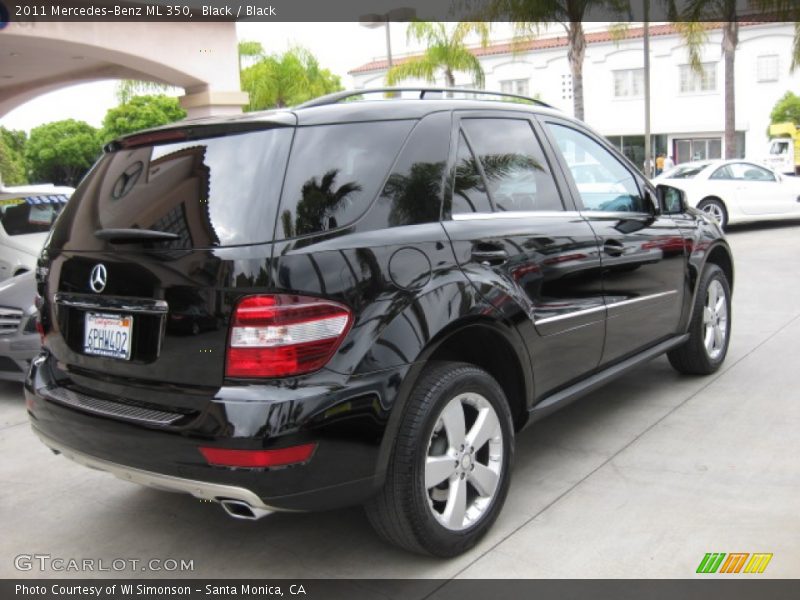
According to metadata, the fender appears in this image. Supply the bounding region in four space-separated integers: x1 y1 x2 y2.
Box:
350 274 533 480
679 225 734 333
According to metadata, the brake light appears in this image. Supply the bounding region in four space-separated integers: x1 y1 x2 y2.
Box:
225 294 352 378
199 443 317 468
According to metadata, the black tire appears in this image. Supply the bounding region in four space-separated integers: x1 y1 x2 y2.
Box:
697 198 728 230
668 264 731 375
365 362 514 557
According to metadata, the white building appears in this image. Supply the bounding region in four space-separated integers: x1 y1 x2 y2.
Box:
349 22 800 169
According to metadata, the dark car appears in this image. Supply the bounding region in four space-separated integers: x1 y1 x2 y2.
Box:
26 88 733 557
0 271 40 381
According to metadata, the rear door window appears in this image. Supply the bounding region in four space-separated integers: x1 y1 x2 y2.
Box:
460 118 564 212
451 131 492 215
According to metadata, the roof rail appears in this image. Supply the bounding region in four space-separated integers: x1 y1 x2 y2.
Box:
295 87 556 110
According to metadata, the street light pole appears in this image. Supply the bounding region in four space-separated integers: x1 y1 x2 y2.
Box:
359 8 416 74
385 21 393 69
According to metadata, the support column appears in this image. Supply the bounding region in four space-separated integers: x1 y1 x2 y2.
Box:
179 88 249 118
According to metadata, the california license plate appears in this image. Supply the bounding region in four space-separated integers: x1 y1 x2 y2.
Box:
83 312 133 360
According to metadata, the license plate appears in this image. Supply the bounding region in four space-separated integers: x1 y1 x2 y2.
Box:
83 312 133 360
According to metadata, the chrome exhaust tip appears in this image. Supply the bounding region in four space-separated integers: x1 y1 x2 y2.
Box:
218 498 273 520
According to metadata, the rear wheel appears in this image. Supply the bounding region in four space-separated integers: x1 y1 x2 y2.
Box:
697 198 728 230
668 264 731 375
365 362 514 557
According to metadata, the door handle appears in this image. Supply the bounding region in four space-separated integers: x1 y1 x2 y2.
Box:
471 247 509 266
603 239 625 257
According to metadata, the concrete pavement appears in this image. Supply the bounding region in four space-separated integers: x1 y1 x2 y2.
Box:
1 220 798 584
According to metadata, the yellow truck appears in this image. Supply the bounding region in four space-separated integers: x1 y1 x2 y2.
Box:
765 122 800 175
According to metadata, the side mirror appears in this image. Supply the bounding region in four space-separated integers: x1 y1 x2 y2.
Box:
656 184 686 215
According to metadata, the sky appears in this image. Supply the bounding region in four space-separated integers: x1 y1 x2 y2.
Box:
0 22 435 132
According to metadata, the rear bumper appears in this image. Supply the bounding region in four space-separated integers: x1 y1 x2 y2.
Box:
26 351 409 512
33 428 282 514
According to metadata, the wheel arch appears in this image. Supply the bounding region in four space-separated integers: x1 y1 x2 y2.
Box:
373 314 533 479
682 240 734 331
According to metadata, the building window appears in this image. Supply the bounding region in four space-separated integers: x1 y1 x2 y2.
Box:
613 68 644 98
756 55 779 82
561 73 573 101
679 63 717 93
500 79 529 97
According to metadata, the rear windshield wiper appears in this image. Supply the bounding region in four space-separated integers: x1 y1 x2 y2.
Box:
94 228 180 243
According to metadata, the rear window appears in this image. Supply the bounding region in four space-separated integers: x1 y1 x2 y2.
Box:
0 196 68 236
53 128 293 251
53 121 414 250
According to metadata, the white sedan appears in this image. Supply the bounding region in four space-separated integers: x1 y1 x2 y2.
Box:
653 159 800 229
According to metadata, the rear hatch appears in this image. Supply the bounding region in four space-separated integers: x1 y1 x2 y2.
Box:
40 117 296 398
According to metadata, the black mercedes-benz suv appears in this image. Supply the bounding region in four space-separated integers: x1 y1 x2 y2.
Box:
26 88 733 557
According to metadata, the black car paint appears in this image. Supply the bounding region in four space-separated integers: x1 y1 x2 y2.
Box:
26 99 732 512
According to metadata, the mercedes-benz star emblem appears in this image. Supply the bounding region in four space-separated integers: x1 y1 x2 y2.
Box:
89 264 107 293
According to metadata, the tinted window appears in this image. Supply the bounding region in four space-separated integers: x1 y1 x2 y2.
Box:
377 112 450 227
547 123 647 213
451 131 492 215
51 128 293 251
277 121 414 238
462 119 563 212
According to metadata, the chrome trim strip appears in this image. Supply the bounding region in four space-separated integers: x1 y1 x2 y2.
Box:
32 428 285 513
41 386 183 426
606 290 678 310
54 293 168 315
534 290 678 326
452 210 581 221
535 304 606 326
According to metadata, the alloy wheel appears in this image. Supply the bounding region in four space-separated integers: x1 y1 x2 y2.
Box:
703 279 728 360
424 392 504 531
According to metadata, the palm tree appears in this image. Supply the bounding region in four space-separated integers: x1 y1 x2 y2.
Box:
483 1 629 121
385 22 490 89
670 2 742 159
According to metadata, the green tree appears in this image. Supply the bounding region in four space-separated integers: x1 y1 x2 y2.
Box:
482 1 628 121
115 80 175 104
25 119 101 186
238 40 265 70
770 91 800 125
100 95 187 143
241 47 342 110
0 127 28 185
385 22 490 88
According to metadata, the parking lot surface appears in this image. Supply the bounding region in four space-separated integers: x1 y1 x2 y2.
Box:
1 221 798 585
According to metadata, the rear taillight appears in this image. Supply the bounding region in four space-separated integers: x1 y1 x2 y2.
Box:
225 294 352 378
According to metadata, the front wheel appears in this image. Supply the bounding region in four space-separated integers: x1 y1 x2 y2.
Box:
668 264 731 375
365 362 514 557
